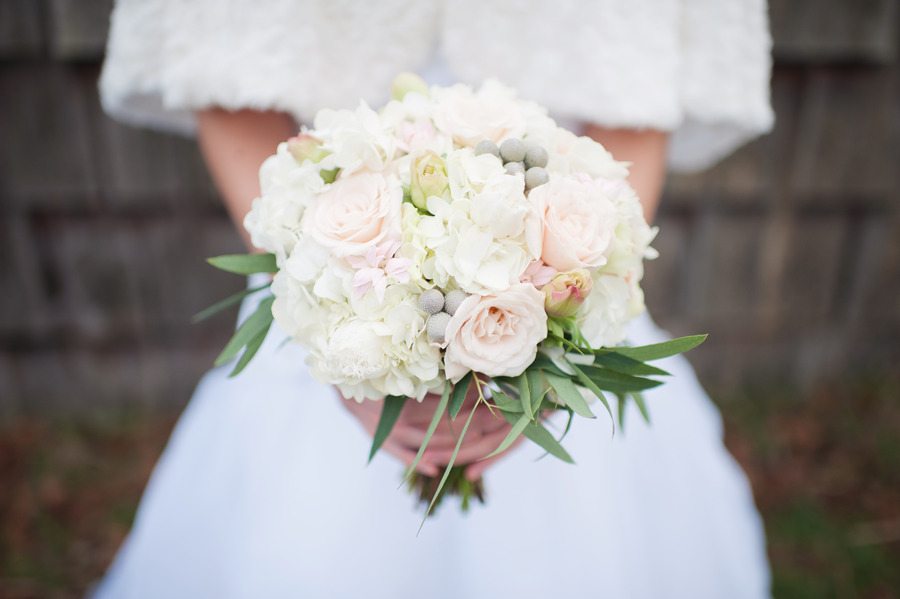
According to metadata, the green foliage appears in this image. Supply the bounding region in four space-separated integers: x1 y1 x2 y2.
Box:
403 386 449 479
546 373 595 418
421 401 479 528
501 410 574 464
609 334 707 362
214 296 275 374
191 283 271 323
592 352 670 377
368 396 407 463
449 373 472 420
484 413 530 459
567 362 614 424
207 253 277 275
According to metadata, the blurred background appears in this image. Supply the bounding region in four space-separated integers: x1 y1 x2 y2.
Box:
0 1 898 597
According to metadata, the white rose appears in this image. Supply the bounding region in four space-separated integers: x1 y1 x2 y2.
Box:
432 80 526 146
303 172 402 257
443 284 548 381
530 176 618 271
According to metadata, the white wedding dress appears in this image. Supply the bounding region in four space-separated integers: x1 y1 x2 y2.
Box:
95 2 774 597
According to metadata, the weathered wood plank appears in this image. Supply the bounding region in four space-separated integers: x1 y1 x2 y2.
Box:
789 68 897 203
0 0 43 58
47 0 113 60
0 64 97 210
770 0 898 64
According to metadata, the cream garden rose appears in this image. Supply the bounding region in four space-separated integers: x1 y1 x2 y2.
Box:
431 80 527 146
303 171 402 257
443 283 548 382
530 176 618 271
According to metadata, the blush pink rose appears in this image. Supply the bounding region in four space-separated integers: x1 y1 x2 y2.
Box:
529 176 617 271
304 172 402 256
443 283 547 382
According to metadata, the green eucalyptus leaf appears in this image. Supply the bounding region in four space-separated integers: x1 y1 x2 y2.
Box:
580 365 663 394
631 391 651 424
502 413 574 464
421 401 479 529
449 373 472 420
612 334 708 362
616 393 627 430
368 395 407 463
546 373 595 419
567 362 615 424
484 413 529 459
592 352 670 377
404 385 449 479
214 297 275 366
530 355 570 377
517 373 532 418
527 369 548 416
490 391 525 413
192 284 271 324
228 322 270 377
207 253 277 275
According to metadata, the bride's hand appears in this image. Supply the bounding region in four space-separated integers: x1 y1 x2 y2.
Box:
341 387 523 481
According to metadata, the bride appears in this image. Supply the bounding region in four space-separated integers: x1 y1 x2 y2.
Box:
95 1 774 597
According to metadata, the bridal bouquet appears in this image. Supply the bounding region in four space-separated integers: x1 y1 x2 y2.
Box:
198 74 705 518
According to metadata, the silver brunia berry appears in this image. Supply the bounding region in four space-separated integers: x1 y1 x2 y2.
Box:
418 289 444 314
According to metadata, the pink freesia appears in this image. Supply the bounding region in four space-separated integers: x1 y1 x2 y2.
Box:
521 260 557 288
348 241 411 302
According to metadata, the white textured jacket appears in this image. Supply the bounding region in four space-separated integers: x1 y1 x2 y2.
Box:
100 0 774 171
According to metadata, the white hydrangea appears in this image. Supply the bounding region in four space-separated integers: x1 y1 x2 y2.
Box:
247 77 656 401
243 144 325 263
313 102 397 175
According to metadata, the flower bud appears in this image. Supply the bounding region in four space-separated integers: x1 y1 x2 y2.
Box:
287 133 329 164
391 72 429 101
409 151 449 210
543 269 593 318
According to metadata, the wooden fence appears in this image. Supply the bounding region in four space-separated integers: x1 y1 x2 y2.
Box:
0 0 897 417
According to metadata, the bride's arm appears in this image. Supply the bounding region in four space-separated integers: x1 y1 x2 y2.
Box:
196 108 298 249
584 126 669 223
